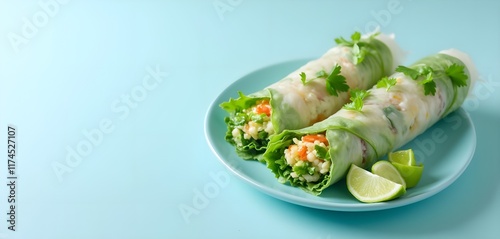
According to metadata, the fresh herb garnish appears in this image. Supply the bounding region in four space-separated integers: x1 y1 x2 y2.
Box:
343 89 370 111
326 65 349 96
314 145 329 159
351 42 366 64
334 31 358 45
335 31 379 64
376 77 397 91
299 65 349 96
396 63 469 96
445 63 468 87
419 70 436 96
300 72 307 85
396 65 437 96
395 65 420 80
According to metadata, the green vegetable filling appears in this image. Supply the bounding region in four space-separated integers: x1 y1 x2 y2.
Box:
224 100 274 160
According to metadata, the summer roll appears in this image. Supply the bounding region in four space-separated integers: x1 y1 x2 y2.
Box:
221 32 404 160
263 49 477 195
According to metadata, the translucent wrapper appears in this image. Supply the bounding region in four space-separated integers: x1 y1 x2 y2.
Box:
221 32 403 160
264 50 476 195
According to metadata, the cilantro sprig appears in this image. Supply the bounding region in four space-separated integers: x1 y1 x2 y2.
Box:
300 72 307 84
376 77 397 91
299 64 349 96
334 31 379 64
445 63 468 87
326 65 349 96
334 31 361 46
396 65 436 96
395 66 419 80
395 63 468 96
420 71 436 96
343 89 370 111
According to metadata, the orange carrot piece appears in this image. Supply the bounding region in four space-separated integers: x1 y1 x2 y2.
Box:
298 146 308 161
255 100 271 116
302 134 329 146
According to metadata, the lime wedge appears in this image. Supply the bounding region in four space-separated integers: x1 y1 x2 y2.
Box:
347 164 406 203
391 163 424 188
371 161 406 189
388 149 416 166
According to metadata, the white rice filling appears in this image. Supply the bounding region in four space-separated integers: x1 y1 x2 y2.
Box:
284 135 331 183
232 103 274 146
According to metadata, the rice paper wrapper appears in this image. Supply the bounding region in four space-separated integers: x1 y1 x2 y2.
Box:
264 51 475 195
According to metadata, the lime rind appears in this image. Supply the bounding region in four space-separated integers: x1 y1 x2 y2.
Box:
388 149 416 166
347 147 425 203
391 162 424 188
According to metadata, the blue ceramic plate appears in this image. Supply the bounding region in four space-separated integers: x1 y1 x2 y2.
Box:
204 59 476 211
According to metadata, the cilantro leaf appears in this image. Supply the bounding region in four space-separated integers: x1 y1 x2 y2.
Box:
422 80 436 96
343 102 357 111
334 36 350 45
343 89 370 111
376 77 397 91
396 65 438 96
314 145 329 159
350 32 364 63
351 31 361 42
334 31 362 46
352 43 367 64
352 89 370 100
418 66 434 76
395 65 420 79
334 31 370 64
300 72 307 85
326 65 349 96
419 71 434 85
415 66 436 95
417 71 436 96
446 63 468 87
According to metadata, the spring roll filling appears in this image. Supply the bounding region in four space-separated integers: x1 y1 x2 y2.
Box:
229 100 275 148
283 134 331 183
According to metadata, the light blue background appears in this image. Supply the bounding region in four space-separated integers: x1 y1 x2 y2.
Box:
0 0 499 238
